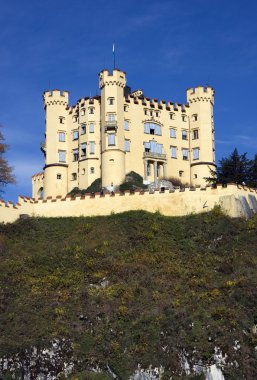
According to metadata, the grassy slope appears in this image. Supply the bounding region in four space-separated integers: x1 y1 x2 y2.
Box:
0 210 257 379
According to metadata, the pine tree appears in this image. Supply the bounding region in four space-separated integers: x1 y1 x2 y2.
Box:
0 126 15 193
248 154 257 188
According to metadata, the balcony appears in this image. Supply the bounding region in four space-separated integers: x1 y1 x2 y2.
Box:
143 151 167 160
104 120 117 132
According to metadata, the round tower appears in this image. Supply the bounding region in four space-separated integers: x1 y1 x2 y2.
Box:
43 90 69 198
99 69 126 189
186 86 215 186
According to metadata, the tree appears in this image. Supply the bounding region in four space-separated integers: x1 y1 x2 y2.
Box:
248 154 257 188
206 148 250 185
0 126 15 193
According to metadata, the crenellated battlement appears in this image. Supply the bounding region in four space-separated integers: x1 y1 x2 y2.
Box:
186 86 214 104
99 69 126 89
43 90 69 107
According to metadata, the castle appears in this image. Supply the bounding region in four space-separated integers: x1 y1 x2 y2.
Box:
32 68 215 199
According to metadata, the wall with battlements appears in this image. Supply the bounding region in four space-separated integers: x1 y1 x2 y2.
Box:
1 185 257 224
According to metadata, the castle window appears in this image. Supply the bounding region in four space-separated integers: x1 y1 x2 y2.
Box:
144 109 148 115
144 123 161 136
170 128 176 138
150 110 153 117
144 141 163 154
182 148 188 160
170 146 177 158
124 120 129 131
82 168 86 175
73 149 79 161
108 114 115 122
81 143 86 156
194 174 198 179
170 113 175 120
124 105 128 112
192 114 198 121
58 150 66 163
89 123 94 133
81 108 86 116
59 132 65 142
124 139 130 152
57 174 62 180
108 134 115 146
193 147 199 160
108 97 115 105
182 130 188 140
179 170 184 177
155 111 159 117
89 107 94 114
90 167 95 174
89 141 95 154
81 124 86 135
59 117 65 124
192 129 199 140
73 116 78 123
73 130 79 140
72 173 77 181
182 114 187 122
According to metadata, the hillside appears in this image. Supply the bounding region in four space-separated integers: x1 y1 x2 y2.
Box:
0 210 257 379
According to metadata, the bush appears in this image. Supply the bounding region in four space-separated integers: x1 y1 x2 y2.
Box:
119 171 147 191
161 176 188 187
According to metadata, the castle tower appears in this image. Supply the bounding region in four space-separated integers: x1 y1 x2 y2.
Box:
186 86 215 185
99 69 126 188
43 90 69 198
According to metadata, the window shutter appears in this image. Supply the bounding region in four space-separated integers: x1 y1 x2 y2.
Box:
144 123 150 134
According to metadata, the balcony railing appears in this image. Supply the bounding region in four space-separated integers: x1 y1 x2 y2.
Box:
143 151 167 160
104 120 117 131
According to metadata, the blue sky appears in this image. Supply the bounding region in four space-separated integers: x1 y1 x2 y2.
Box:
1 0 257 201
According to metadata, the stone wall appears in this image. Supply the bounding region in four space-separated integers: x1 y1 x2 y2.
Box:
1 185 257 224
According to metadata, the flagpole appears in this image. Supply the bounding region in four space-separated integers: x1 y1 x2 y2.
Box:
113 41 115 69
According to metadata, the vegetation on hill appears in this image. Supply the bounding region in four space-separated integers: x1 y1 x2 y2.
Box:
0 210 257 378
0 125 15 193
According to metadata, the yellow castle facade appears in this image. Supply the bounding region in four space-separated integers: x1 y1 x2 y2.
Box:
32 68 216 199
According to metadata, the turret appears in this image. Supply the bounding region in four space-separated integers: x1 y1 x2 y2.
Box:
186 86 215 186
43 90 69 198
99 69 126 188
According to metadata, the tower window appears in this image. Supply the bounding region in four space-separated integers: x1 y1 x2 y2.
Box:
193 148 200 160
179 170 184 177
81 124 86 135
182 114 187 122
170 113 175 120
59 132 65 142
124 139 130 152
73 149 79 161
81 108 86 116
73 130 79 140
72 173 77 181
108 97 115 105
193 129 199 140
89 141 95 154
82 168 86 175
144 109 148 115
124 120 129 130
124 105 128 112
58 150 66 162
155 111 159 117
81 143 86 156
59 117 65 124
90 167 95 174
89 107 94 114
192 114 198 121
57 174 62 180
108 134 115 146
73 116 78 123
